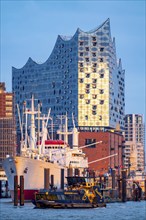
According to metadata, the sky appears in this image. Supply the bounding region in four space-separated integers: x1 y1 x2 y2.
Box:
0 0 145 118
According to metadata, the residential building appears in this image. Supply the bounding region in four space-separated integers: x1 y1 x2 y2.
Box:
0 82 16 180
124 114 145 172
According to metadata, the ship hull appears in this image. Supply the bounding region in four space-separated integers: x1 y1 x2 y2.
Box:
2 156 66 201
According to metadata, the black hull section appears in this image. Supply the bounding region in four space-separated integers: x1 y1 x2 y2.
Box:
33 200 106 209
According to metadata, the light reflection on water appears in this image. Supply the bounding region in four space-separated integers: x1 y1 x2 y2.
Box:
0 199 146 220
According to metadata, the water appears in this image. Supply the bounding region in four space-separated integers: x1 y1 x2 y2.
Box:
0 199 146 220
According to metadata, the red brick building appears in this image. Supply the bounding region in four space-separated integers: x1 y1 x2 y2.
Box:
78 131 124 176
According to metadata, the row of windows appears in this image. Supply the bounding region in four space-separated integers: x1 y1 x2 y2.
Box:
84 89 105 94
79 79 97 84
44 146 63 149
79 95 104 104
84 115 103 120
79 73 104 79
79 63 97 68
79 56 104 63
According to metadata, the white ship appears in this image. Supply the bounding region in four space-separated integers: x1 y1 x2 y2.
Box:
2 96 88 201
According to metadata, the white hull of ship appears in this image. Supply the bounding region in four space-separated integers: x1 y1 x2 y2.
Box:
2 156 66 201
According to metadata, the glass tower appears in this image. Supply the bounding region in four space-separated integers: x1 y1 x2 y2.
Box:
12 19 125 131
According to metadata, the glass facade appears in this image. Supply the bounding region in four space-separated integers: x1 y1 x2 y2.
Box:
12 19 125 131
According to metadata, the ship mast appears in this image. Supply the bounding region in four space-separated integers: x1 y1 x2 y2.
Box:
72 113 78 148
29 95 36 150
57 113 72 144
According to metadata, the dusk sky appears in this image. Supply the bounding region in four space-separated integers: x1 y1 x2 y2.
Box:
1 0 145 118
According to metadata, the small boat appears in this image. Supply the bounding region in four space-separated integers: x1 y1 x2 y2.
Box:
32 177 106 208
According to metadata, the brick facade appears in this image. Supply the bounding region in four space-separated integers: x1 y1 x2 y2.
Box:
78 131 124 175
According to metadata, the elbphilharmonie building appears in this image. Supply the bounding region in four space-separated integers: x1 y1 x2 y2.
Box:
12 18 125 131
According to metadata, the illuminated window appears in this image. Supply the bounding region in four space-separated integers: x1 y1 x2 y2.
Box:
92 94 97 99
99 89 104 94
85 89 90 94
85 115 88 120
100 100 104 104
92 84 96 89
86 73 90 78
92 111 96 115
86 84 90 89
92 79 97 83
80 94 84 99
92 63 97 67
99 115 102 120
79 78 84 83
92 105 97 110
86 100 90 104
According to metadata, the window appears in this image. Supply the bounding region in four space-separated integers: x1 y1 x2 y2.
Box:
92 63 97 67
92 53 96 57
99 58 103 62
86 73 90 78
93 68 96 73
80 63 83 67
85 115 88 120
85 89 90 94
79 78 84 83
92 36 96 41
100 74 104 78
80 52 83 56
85 139 96 148
99 115 102 120
99 89 104 94
92 111 97 115
85 47 89 51
93 42 97 46
100 100 104 104
92 105 97 110
100 47 104 52
86 84 90 88
80 41 84 46
92 79 97 83
92 94 97 99
92 84 96 89
80 94 84 99
86 100 90 104
85 57 89 62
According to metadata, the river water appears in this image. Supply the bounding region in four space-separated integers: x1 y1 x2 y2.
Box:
0 199 146 220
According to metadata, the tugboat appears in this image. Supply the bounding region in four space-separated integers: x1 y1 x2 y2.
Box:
32 176 106 208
